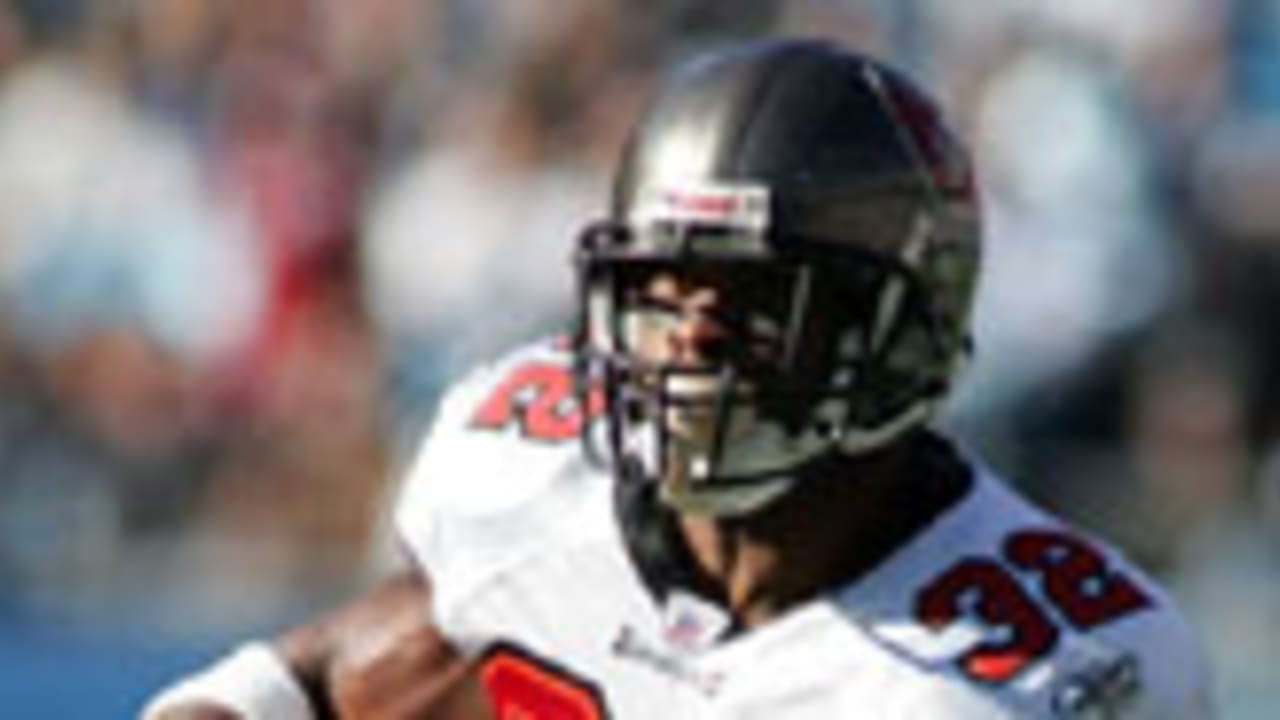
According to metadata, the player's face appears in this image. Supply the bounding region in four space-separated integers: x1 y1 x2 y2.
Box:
621 262 795 443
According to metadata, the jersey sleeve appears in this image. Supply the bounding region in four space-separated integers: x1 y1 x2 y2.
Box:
839 465 1218 719
392 337 604 633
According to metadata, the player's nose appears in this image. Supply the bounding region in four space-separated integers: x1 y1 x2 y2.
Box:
668 285 731 363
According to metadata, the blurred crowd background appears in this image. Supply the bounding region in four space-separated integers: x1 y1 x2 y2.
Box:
0 0 1275 717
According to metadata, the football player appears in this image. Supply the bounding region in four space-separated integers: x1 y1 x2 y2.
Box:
144 39 1213 719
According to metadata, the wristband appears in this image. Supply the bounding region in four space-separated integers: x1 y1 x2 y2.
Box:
142 642 315 720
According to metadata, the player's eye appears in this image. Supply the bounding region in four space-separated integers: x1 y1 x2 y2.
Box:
628 290 682 316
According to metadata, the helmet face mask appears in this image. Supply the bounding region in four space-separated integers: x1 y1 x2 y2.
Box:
574 40 980 517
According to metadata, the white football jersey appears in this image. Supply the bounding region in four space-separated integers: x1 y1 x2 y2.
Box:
395 338 1213 719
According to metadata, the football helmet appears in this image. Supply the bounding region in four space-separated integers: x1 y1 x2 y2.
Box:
575 39 981 516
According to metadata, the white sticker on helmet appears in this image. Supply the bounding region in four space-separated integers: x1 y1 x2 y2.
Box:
631 182 771 235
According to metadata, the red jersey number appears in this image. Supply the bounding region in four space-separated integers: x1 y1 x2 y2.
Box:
916 558 1060 683
1004 529 1151 630
915 527 1151 684
472 362 604 442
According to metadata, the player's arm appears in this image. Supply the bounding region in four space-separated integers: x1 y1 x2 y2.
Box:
142 569 489 720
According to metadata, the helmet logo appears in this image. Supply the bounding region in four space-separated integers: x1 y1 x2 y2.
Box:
879 74 973 199
631 182 770 235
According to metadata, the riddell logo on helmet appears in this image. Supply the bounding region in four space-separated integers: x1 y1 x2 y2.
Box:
633 183 770 233
662 190 743 217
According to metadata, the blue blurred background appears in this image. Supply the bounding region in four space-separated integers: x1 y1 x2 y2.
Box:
0 0 1276 717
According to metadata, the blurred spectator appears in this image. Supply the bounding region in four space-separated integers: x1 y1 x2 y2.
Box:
0 0 253 605
0 0 390 630
945 38 1187 451
1147 326 1279 720
187 284 389 621
360 5 642 444
0 1 263 366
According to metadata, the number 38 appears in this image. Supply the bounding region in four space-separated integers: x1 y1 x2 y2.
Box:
914 527 1151 683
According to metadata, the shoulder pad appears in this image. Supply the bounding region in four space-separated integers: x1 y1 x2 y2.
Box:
392 338 615 619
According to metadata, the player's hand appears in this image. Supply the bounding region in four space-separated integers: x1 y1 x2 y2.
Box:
295 571 491 719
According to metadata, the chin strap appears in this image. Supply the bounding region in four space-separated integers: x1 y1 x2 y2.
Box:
659 470 796 517
651 394 939 518
836 397 938 456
